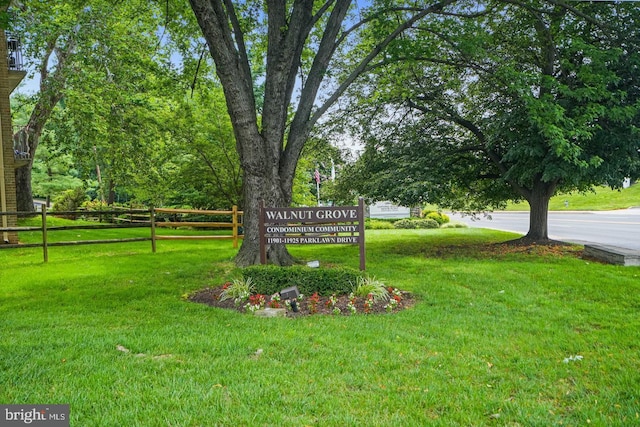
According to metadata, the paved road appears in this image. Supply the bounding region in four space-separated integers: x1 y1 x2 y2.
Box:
449 209 640 250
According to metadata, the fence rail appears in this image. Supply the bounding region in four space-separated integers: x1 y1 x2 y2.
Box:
0 206 243 262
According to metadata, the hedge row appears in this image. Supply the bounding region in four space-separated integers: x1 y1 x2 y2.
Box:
241 265 363 296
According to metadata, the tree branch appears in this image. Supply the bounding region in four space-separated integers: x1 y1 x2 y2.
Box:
223 0 252 80
545 0 612 33
309 0 457 130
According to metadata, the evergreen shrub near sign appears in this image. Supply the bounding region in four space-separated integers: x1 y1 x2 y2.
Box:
241 265 362 296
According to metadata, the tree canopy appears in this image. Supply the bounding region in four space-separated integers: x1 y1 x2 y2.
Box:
9 0 246 210
337 0 640 241
9 0 179 209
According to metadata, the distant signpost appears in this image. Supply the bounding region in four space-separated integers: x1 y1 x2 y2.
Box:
369 201 411 219
259 198 366 270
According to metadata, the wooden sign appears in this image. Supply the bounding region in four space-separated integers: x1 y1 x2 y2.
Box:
259 198 365 270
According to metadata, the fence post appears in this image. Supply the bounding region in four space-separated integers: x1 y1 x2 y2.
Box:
232 205 238 248
150 206 156 253
41 205 48 263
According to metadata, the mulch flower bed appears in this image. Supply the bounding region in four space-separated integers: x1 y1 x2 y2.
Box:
188 285 415 317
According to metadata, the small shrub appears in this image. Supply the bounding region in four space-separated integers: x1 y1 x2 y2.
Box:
241 265 362 296
425 211 450 225
365 219 395 230
52 188 88 217
80 200 110 211
393 219 418 229
79 200 119 222
418 218 440 229
421 209 435 218
394 218 439 229
352 276 389 302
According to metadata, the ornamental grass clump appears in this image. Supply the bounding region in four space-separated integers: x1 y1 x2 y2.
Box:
220 277 255 306
352 276 389 302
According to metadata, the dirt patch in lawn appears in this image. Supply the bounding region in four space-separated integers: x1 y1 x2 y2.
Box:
188 286 415 317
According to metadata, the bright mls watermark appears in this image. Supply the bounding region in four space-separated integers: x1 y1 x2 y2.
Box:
1 405 69 427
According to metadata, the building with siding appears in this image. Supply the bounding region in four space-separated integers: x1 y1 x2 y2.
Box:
0 19 27 244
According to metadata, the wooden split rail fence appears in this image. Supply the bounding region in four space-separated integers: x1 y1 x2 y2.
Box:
0 206 243 262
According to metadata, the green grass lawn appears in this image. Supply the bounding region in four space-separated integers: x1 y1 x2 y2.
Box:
505 183 640 211
1 228 639 426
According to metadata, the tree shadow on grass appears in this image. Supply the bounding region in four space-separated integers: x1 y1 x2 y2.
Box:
369 238 583 260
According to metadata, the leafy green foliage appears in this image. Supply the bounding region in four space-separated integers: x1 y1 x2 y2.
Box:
165 89 242 209
30 143 83 200
338 2 640 240
241 265 362 296
10 0 183 207
12 0 241 210
297 138 350 206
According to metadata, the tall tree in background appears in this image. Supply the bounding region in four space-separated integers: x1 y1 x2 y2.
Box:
187 0 459 266
10 0 171 210
339 1 640 242
167 88 243 209
30 124 83 205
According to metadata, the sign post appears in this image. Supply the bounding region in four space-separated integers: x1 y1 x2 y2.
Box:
259 198 366 270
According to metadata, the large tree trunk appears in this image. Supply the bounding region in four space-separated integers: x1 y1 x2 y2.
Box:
524 179 557 241
235 149 295 267
107 180 116 205
15 163 34 212
13 126 47 212
13 126 41 212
